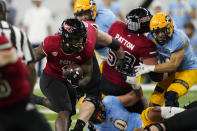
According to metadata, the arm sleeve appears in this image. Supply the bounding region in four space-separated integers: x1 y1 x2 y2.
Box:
173 37 188 52
163 107 197 131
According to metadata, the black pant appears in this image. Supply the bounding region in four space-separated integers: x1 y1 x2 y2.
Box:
164 107 197 131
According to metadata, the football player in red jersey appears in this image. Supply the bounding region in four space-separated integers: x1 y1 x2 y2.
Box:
34 18 124 131
0 34 52 131
100 7 161 114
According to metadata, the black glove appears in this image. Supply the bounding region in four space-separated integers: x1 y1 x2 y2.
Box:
144 122 164 131
115 58 136 77
63 69 81 87
115 58 127 73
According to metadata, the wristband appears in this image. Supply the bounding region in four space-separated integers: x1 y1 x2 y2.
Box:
108 37 121 51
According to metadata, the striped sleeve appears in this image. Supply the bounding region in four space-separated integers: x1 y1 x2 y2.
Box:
19 29 35 64
12 26 35 64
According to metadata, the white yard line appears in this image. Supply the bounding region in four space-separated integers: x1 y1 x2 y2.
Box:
39 109 79 114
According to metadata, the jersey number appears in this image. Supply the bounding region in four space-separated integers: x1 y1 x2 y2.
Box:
107 49 136 74
0 80 11 98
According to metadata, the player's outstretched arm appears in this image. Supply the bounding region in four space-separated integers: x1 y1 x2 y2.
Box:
34 44 47 61
96 29 125 59
135 45 186 76
154 46 186 73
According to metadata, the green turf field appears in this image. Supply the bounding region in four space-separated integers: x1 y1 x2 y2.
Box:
34 88 197 131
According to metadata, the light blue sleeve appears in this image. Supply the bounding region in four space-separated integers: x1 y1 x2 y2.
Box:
96 9 116 33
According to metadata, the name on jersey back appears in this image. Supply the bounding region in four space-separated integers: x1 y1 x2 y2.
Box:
115 34 135 50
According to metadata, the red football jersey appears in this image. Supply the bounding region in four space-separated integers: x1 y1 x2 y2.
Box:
42 21 97 82
103 21 157 88
0 58 30 108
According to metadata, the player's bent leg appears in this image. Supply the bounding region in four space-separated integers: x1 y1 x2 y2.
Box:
30 94 56 112
71 101 95 131
78 101 95 122
55 111 70 131
164 91 179 107
150 86 166 106
72 97 101 131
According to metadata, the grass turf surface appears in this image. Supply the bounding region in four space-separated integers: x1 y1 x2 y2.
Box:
34 88 197 131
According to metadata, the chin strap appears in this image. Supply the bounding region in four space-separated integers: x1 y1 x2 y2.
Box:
144 123 164 131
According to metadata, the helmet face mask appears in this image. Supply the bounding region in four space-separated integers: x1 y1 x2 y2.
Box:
151 27 170 45
74 0 97 21
63 38 84 53
150 13 174 45
126 7 152 34
60 18 87 53
75 10 92 21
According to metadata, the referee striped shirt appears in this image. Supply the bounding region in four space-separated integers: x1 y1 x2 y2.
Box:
0 20 35 65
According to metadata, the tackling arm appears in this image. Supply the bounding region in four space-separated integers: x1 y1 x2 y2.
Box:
154 46 185 73
96 29 125 59
135 46 186 76
118 87 143 107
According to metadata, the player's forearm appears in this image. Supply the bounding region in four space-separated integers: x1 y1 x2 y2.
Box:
78 74 91 86
154 62 178 73
96 30 125 59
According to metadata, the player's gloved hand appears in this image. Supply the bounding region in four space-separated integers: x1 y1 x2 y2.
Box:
63 69 81 88
125 76 140 90
115 58 127 73
134 63 155 77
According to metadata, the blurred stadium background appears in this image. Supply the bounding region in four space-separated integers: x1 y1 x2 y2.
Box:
12 0 172 32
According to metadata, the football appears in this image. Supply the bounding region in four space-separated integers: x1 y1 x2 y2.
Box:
67 64 84 78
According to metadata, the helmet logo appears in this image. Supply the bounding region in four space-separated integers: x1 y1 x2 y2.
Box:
140 16 151 23
63 23 76 33
165 15 171 22
89 0 96 5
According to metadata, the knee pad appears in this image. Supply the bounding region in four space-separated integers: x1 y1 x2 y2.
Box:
83 96 98 109
164 91 179 107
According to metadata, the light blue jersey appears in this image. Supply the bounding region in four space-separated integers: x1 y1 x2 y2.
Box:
148 29 197 71
169 1 196 29
94 96 142 131
97 2 120 17
95 8 116 56
190 30 197 56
